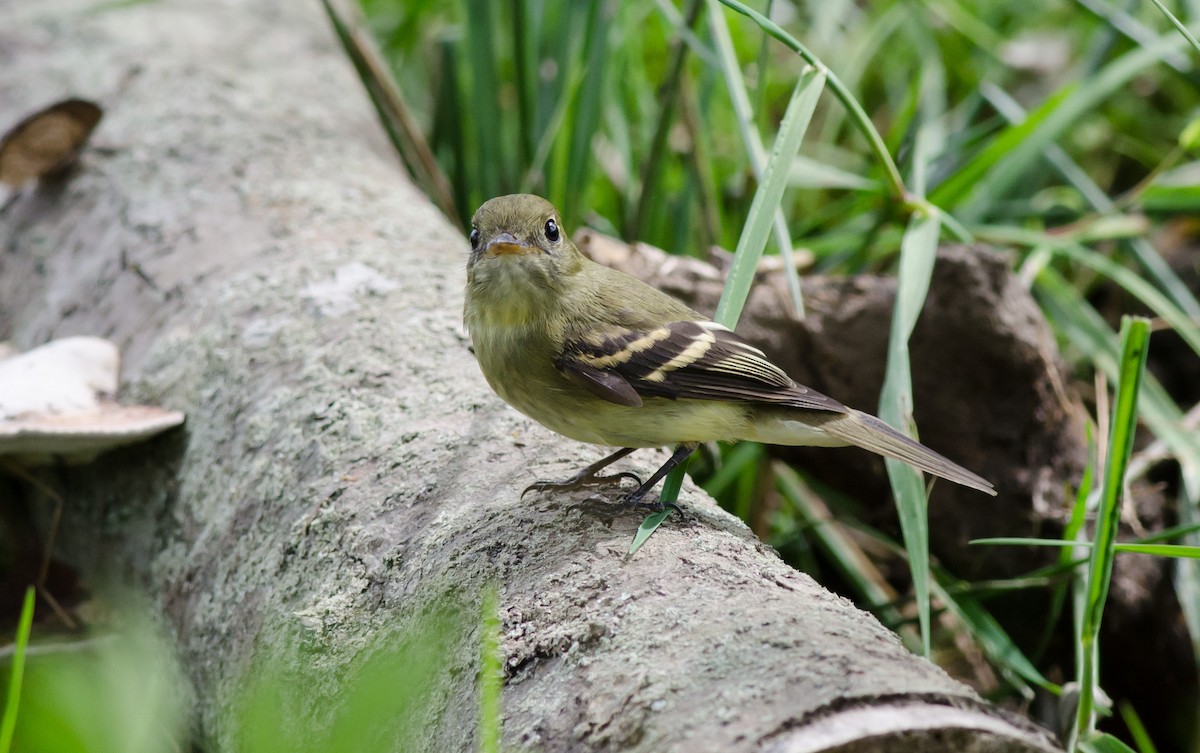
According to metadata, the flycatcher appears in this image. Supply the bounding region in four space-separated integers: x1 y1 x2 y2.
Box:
463 194 995 509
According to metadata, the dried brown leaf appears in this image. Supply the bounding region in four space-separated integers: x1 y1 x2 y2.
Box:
0 98 103 187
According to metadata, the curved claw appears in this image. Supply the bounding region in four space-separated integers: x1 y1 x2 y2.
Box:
521 481 554 500
598 470 644 488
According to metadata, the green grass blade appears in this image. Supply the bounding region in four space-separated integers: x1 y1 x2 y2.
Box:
628 508 675 556
563 1 610 221
706 0 805 316
433 37 472 220
1117 701 1159 753
1176 474 1200 672
930 574 1056 694
1036 447 1094 665
713 0 906 200
714 67 824 324
1076 0 1192 72
703 441 765 499
236 597 468 753
774 463 903 618
877 117 943 659
974 538 1200 559
462 0 504 200
983 81 1112 208
1088 543 1200 558
929 84 1074 214
0 588 35 753
878 209 939 658
628 453 690 556
629 0 704 239
788 154 877 190
653 0 719 68
321 0 459 223
815 3 906 152
1074 316 1151 746
1079 733 1140 753
752 0 773 133
1146 0 1200 57
981 84 1200 319
931 34 1186 221
509 0 537 168
1033 267 1200 476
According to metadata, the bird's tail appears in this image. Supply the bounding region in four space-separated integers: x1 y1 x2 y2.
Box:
818 409 996 496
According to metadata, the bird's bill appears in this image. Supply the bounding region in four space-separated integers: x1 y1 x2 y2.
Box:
485 232 537 256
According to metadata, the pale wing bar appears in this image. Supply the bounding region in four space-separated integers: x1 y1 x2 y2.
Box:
558 320 847 413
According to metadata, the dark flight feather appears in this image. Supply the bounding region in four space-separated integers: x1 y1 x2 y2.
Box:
557 320 846 413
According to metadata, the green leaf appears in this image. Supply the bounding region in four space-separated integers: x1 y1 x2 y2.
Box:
931 575 1056 694
0 588 35 753
714 66 825 325
1033 267 1200 479
878 208 939 658
930 84 1076 214
235 597 471 753
628 507 676 556
1117 701 1159 753
1140 162 1200 213
706 0 810 317
562 1 611 221
702 441 765 499
932 34 1187 221
1073 316 1151 747
462 0 504 201
1140 183 1200 213
713 0 906 199
1146 0 1200 58
973 538 1200 559
1181 115 1200 151
1079 732 1139 753
10 599 186 753
983 84 1200 320
788 154 877 190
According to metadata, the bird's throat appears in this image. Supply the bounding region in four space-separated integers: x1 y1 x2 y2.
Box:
467 260 555 327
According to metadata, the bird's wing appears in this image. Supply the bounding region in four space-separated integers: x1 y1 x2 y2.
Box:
556 320 846 412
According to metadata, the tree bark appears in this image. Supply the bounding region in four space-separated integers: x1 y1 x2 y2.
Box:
0 1 1060 751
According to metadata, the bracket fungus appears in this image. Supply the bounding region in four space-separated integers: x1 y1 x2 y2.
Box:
0 336 184 463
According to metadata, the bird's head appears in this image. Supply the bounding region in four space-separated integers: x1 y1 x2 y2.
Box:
466 195 584 317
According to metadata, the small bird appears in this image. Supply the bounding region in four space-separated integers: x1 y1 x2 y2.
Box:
464 194 995 509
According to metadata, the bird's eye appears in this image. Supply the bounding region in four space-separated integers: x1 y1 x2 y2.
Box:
544 219 560 243
469 228 481 249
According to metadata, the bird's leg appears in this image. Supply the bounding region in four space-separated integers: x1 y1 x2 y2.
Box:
522 447 642 499
620 443 698 513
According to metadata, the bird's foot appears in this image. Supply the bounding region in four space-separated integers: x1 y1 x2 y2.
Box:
522 469 644 499
609 487 685 517
578 493 685 520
